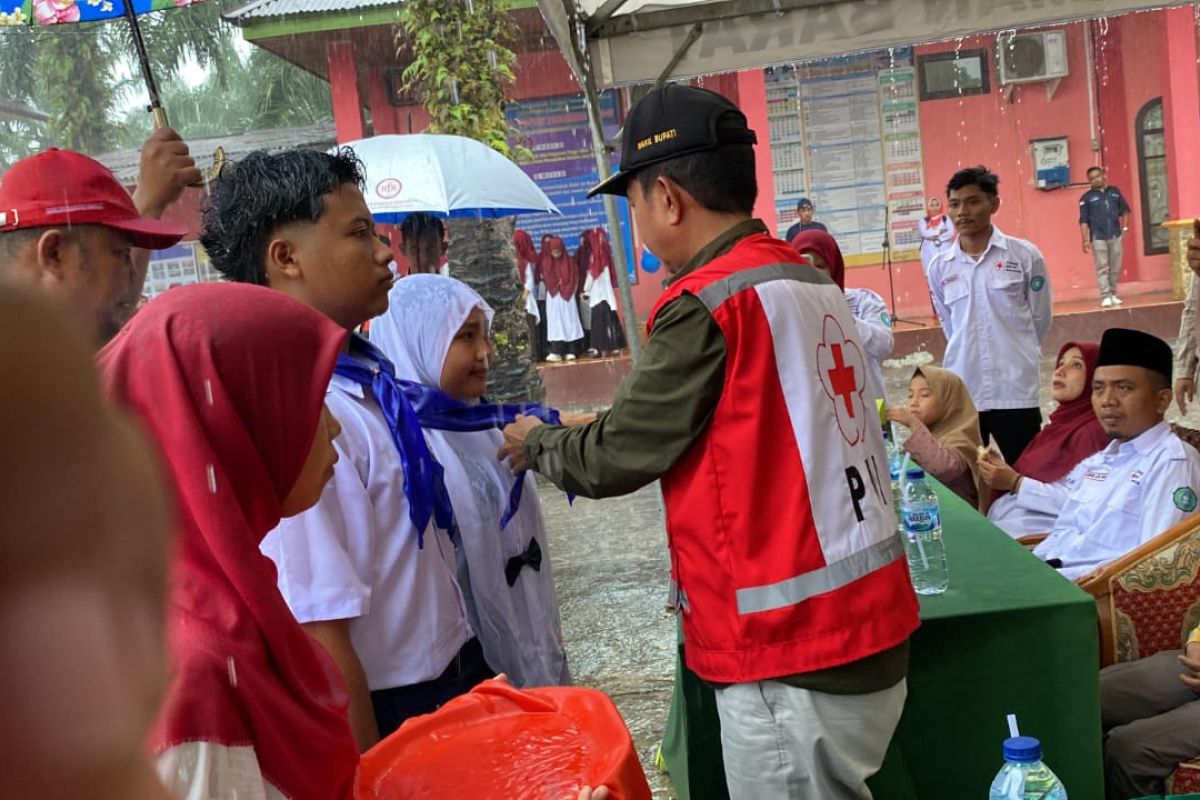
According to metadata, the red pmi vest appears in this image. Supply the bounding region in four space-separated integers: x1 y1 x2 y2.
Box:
649 233 919 684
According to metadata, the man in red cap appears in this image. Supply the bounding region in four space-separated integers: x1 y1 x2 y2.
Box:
0 128 196 344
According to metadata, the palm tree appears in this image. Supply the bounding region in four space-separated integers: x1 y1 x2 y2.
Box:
0 0 242 161
119 47 332 143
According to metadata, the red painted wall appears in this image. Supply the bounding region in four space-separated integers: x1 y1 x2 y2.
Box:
842 15 1183 318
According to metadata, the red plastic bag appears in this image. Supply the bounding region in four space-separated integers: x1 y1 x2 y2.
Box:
355 680 651 800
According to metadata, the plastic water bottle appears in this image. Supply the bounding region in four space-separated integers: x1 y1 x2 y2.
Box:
900 467 949 595
883 427 904 531
883 425 903 477
988 736 1068 799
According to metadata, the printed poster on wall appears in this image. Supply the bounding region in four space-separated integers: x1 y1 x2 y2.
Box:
506 92 636 284
766 49 925 267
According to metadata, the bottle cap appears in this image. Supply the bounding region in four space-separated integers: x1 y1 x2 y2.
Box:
904 467 925 480
1002 736 1042 763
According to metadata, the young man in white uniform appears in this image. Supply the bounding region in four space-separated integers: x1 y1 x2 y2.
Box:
927 165 1052 464
201 149 482 751
1035 328 1200 580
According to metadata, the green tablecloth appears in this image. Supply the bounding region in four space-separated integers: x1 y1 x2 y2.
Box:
659 482 1103 799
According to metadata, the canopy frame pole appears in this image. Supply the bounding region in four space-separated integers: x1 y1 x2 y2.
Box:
581 76 644 363
570 7 644 363
654 22 703 89
586 0 633 34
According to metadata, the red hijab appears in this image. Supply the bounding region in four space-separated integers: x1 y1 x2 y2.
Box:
514 229 540 284
1012 341 1109 483
579 228 619 286
540 235 580 299
97 283 358 799
790 229 845 289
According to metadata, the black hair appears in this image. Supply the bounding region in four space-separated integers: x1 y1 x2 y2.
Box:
946 165 1000 199
1086 166 1104 177
635 143 757 215
1148 368 1171 393
400 213 445 246
200 148 365 285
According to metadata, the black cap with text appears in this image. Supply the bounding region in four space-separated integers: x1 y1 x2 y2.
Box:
588 84 758 198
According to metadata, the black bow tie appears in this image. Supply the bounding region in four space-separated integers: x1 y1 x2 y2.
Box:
505 538 543 586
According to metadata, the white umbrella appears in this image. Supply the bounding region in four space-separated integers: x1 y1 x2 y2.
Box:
339 134 560 223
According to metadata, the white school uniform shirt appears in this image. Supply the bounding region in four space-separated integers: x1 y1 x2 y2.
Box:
158 743 285 800
584 266 618 310
1033 421 1200 580
917 216 955 274
524 263 541 321
845 287 893 404
987 472 1076 539
260 369 473 691
927 227 1053 411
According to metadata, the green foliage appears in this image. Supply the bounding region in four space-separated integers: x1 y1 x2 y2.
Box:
397 0 525 160
0 0 330 165
119 47 332 144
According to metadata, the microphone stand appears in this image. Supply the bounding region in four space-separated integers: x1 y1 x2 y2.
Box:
882 204 917 326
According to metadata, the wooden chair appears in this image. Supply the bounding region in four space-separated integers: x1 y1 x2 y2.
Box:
1077 512 1200 793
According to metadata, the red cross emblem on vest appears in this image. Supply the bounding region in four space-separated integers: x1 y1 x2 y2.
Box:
816 315 868 447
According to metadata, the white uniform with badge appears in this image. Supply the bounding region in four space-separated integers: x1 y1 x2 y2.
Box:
927 228 1053 411
1033 421 1200 580
845 287 894 404
988 473 1076 539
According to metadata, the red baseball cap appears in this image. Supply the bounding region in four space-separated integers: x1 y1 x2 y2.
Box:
0 148 186 250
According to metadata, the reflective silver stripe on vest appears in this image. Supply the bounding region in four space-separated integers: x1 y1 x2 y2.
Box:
735 536 905 616
695 262 832 312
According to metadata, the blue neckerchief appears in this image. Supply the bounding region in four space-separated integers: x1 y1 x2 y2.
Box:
397 382 567 529
337 337 568 541
334 339 456 549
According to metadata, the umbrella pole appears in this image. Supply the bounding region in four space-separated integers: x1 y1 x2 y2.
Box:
580 73 643 364
123 0 169 129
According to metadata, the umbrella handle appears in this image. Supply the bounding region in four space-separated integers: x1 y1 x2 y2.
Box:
151 106 169 129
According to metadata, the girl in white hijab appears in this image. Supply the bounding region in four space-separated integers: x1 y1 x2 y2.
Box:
371 274 570 688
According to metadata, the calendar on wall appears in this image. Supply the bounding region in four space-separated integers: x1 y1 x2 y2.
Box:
766 50 926 266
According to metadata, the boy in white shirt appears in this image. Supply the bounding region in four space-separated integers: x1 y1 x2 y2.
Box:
200 149 484 749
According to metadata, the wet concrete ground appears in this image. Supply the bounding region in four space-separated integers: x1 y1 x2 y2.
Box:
540 325 1198 799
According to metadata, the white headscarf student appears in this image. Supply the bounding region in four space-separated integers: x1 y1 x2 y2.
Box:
371 274 570 688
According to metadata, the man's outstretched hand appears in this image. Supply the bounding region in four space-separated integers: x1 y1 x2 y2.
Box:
498 415 544 474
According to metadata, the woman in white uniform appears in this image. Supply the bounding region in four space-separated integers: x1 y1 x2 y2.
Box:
539 235 585 362
917 197 955 275
578 227 627 357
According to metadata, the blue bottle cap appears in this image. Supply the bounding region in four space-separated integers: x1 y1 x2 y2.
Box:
1003 736 1042 763
905 467 925 480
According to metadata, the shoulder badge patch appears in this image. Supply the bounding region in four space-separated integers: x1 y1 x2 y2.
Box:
1030 275 1046 292
1174 487 1198 513
881 311 892 327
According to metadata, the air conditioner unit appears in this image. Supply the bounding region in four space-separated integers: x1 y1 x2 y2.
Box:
997 30 1069 85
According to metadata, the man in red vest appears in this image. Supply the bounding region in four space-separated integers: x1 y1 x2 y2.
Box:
500 85 919 799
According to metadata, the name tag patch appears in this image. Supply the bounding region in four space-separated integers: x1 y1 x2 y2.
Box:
1084 469 1109 483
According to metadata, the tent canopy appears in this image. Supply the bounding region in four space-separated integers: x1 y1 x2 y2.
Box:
539 0 1186 88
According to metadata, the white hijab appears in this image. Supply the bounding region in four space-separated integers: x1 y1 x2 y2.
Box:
370 274 569 687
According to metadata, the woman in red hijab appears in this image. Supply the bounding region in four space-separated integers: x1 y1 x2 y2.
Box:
539 235 585 362
982 341 1109 538
578 227 627 358
98 282 359 799
514 229 546 363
